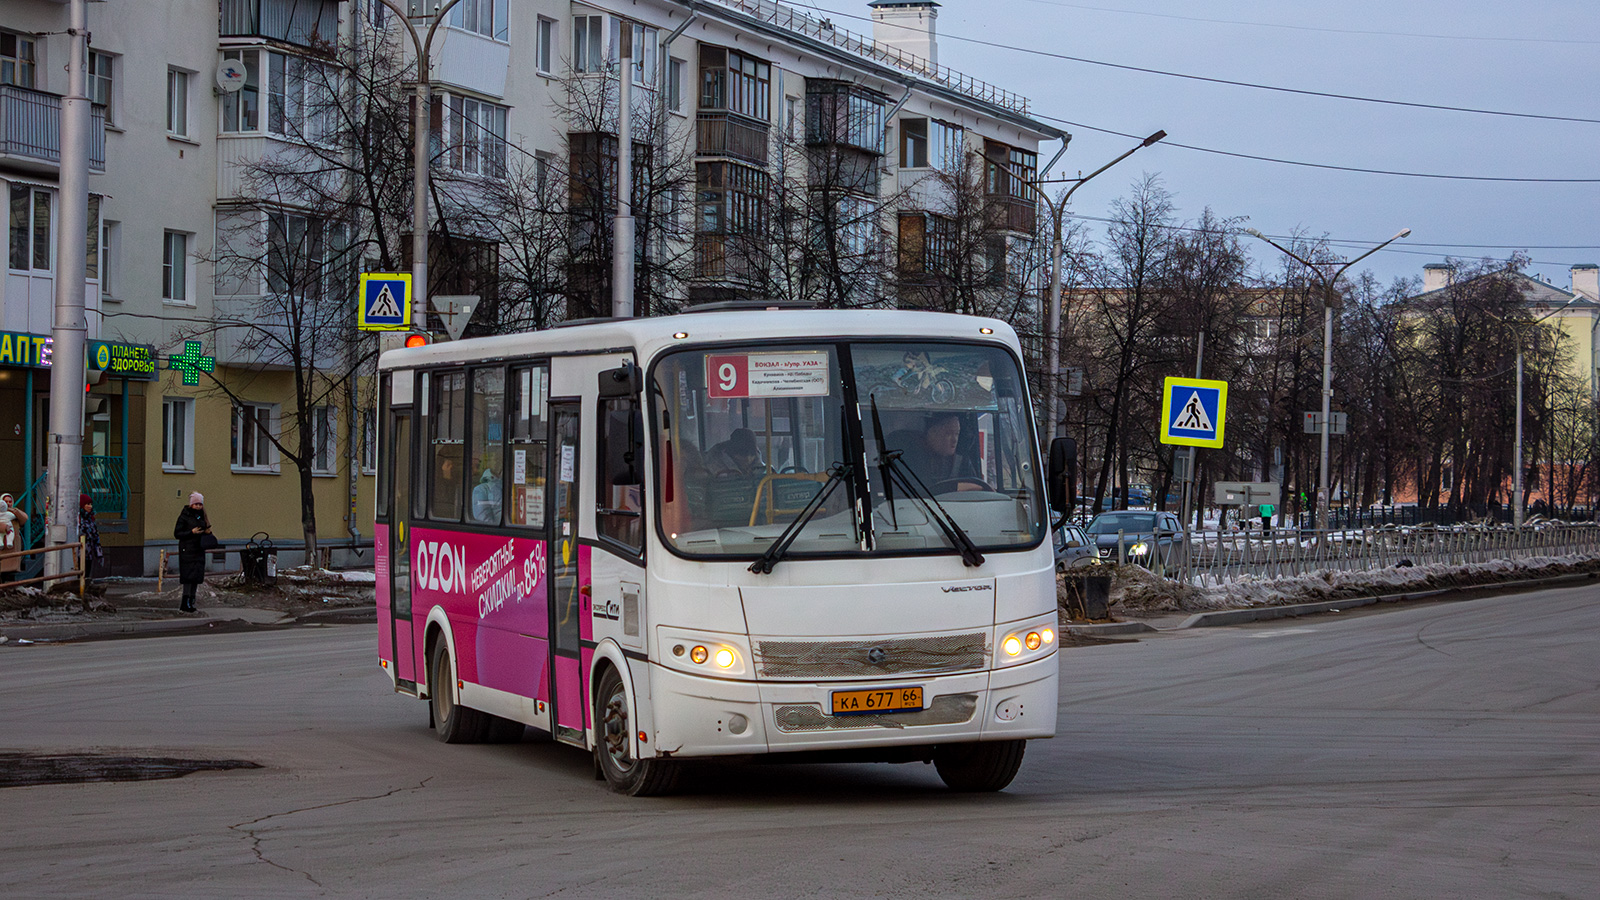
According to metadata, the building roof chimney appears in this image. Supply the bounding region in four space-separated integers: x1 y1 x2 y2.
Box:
870 0 939 68
1571 264 1599 301
1423 263 1455 294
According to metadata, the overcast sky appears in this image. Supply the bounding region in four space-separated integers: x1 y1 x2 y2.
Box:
811 0 1599 293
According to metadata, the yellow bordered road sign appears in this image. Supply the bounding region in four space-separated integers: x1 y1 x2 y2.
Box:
358 272 412 331
1160 376 1228 448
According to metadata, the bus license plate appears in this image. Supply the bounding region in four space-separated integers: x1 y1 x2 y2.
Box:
831 687 923 716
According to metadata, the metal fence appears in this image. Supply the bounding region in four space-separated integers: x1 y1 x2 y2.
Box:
1088 523 1600 585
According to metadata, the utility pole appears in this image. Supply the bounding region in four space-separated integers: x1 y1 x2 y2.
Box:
380 0 465 333
613 24 635 318
44 0 90 577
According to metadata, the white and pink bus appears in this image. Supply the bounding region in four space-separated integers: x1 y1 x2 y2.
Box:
376 307 1060 794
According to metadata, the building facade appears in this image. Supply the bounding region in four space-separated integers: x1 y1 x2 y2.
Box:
0 0 1062 574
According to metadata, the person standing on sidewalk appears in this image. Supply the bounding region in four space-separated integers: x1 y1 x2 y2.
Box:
173 492 212 613
0 492 29 583
78 494 104 583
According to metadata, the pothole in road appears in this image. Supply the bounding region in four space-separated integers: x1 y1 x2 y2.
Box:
0 752 262 787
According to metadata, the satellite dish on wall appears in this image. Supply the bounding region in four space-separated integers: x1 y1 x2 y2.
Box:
217 60 248 93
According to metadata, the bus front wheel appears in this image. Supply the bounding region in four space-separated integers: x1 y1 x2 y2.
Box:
594 666 679 796
933 740 1026 792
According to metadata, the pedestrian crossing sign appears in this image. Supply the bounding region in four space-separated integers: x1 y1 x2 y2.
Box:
1160 376 1228 448
358 273 412 331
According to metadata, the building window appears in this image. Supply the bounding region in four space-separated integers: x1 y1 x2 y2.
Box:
85 195 100 280
162 230 190 303
667 58 684 113
447 95 508 179
806 83 884 153
366 0 388 29
1 32 36 88
311 406 337 475
449 0 508 41
361 408 378 474
100 220 119 299
631 24 658 87
266 211 350 299
699 47 770 121
984 140 1037 199
536 17 556 75
232 402 279 472
166 68 190 138
898 212 954 276
219 49 262 133
8 184 52 273
573 15 606 74
696 161 768 236
900 117 962 169
88 51 116 126
267 52 337 143
785 96 800 140
162 398 194 471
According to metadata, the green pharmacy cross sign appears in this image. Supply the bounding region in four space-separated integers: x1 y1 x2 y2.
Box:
168 340 216 386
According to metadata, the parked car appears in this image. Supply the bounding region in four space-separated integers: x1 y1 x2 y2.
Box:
1052 522 1098 571
1086 510 1186 568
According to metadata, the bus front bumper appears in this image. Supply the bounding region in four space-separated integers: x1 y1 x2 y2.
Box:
645 654 1057 759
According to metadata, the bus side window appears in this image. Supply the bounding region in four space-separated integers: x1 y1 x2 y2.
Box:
466 367 505 526
597 396 644 555
430 371 466 521
508 365 548 529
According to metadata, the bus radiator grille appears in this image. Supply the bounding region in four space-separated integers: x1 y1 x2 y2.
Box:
773 694 978 732
753 634 989 678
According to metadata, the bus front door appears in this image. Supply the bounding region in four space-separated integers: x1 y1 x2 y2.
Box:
389 410 417 689
547 402 587 746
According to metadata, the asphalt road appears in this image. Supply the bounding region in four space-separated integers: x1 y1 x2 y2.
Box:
2 583 1596 899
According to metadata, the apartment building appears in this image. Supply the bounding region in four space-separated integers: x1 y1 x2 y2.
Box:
0 0 1062 574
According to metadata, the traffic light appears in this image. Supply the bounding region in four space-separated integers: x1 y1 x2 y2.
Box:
378 330 432 353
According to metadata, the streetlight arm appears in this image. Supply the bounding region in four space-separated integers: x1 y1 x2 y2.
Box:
1062 130 1166 205
1332 227 1411 283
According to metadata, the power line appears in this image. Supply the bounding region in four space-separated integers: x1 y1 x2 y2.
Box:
1008 0 1600 47
1041 115 1600 183
810 6 1600 125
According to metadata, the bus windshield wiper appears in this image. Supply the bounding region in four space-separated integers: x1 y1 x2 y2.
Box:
748 462 855 575
869 396 985 568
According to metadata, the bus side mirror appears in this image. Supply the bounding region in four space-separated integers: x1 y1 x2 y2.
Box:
598 360 642 398
1047 436 1077 514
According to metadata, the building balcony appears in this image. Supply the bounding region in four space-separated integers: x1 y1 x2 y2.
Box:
696 112 768 165
693 234 763 283
220 0 341 48
984 195 1036 235
0 85 106 175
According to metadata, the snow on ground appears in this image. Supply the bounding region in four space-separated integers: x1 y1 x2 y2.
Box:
1065 553 1600 616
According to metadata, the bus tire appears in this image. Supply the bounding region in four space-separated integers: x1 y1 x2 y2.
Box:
594 666 679 796
933 739 1026 792
429 640 489 744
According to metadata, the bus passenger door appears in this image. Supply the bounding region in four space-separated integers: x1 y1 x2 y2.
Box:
389 410 417 689
547 402 586 746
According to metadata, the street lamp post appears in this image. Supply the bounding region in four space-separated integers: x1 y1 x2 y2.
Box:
1245 227 1411 532
380 0 465 333
1498 296 1579 527
1032 131 1165 444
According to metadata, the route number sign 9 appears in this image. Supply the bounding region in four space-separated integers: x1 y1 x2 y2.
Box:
707 352 830 399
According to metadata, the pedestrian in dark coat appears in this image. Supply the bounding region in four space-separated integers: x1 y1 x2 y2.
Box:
173 492 211 612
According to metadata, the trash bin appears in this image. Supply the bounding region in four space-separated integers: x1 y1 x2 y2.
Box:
241 532 278 586
1078 573 1111 621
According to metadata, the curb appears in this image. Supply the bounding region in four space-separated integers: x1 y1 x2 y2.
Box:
1066 621 1157 636
1175 570 1598 629
0 616 256 643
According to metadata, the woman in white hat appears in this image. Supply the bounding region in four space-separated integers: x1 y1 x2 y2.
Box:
172 492 212 612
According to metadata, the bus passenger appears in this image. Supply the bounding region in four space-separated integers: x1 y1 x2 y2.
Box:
705 428 766 478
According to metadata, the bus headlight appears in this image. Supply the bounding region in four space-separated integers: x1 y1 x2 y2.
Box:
995 615 1059 669
656 628 750 677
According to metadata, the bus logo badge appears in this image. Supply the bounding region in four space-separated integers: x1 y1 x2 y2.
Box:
867 647 888 665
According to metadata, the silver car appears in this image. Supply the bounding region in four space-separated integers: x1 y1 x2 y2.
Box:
1053 523 1099 571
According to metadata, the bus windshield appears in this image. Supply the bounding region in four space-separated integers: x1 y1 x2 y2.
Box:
653 341 1044 560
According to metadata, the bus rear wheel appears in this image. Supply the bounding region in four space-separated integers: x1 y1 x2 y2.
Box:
594 666 679 796
933 740 1026 792
429 641 491 744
